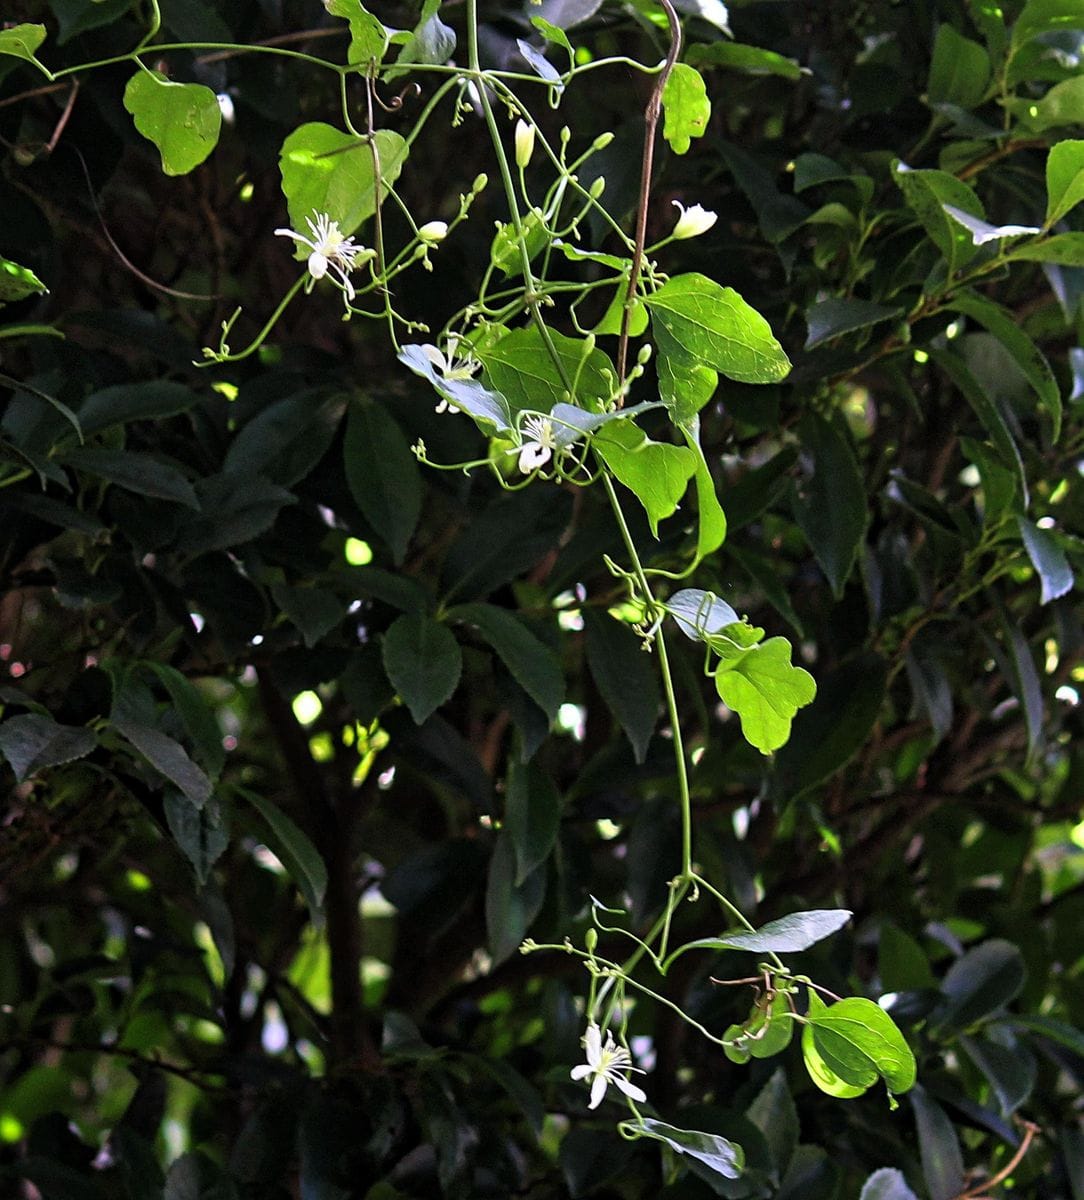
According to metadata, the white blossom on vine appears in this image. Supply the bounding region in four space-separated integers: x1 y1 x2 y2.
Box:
518 414 557 474
274 212 373 299
423 337 482 412
570 1023 647 1110
670 200 718 240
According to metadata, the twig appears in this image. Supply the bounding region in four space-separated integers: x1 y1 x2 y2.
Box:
44 80 79 154
950 1119 1041 1200
615 0 682 390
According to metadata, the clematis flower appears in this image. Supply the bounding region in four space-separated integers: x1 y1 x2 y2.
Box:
570 1023 647 1110
671 200 718 240
274 212 374 300
423 336 481 412
418 220 449 244
518 414 558 474
515 119 536 169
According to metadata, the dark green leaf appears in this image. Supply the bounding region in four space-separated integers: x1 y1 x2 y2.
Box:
646 273 791 384
718 141 811 243
791 413 867 597
959 1035 1035 1115
146 662 225 777
1007 231 1084 263
164 793 228 885
687 41 803 80
583 609 661 763
935 939 1026 1031
691 909 852 955
1001 613 1045 761
270 583 345 648
479 326 616 415
382 613 461 725
114 719 213 808
175 473 296 552
77 381 197 435
485 829 545 963
911 1087 965 1200
237 786 328 919
123 71 222 176
747 1069 799 1180
1016 516 1074 603
804 297 902 349
343 399 422 565
448 603 563 722
505 761 561 885
928 25 991 108
62 447 200 509
894 163 985 273
0 713 96 782
879 923 937 992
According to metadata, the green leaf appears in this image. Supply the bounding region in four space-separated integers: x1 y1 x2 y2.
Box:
714 634 817 755
1017 516 1074 603
804 297 902 349
114 719 212 808
645 273 791 384
146 662 225 778
893 163 985 273
78 381 198 435
1004 1014 1084 1057
0 23 47 64
931 349 1028 509
718 140 811 244
343 399 422 565
0 713 96 782
687 40 803 81
485 829 545 963
0 255 48 306
61 447 200 509
879 923 937 992
447 603 563 722
123 71 222 176
935 938 1026 1031
747 1069 799 1180
325 0 388 65
802 995 868 1098
531 16 574 56
860 1168 920 1200
655 325 718 423
393 0 456 71
624 1120 745 1181
237 786 328 920
949 290 1062 441
382 613 462 725
927 24 991 109
680 418 727 558
1012 0 1084 49
806 996 917 1094
1045 139 1084 225
594 420 696 535
791 413 867 597
661 63 711 155
911 1087 965 1200
1002 611 1045 761
691 909 852 954
505 761 561 885
279 123 407 238
1005 74 1084 130
1006 231 1084 263
479 326 616 415
583 609 661 763
51 0 130 44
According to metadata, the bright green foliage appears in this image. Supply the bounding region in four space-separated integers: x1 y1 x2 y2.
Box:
0 24 47 64
325 0 388 65
661 63 711 155
0 256 47 307
712 627 816 754
123 70 222 176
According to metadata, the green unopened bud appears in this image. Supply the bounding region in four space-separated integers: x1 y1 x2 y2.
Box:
418 220 448 244
589 176 606 199
592 131 615 151
584 927 598 953
636 344 653 366
514 119 536 169
560 125 572 145
472 173 489 195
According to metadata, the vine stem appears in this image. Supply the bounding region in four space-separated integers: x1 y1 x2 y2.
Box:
616 0 682 388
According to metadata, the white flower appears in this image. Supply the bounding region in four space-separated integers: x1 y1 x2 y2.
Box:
274 212 373 300
515 119 536 169
423 337 481 413
671 200 718 240
570 1023 647 1110
518 414 557 474
418 220 448 244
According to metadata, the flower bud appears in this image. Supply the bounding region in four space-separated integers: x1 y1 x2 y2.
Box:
589 176 606 199
592 131 615 151
418 220 448 244
671 200 718 240
584 927 598 953
636 343 653 366
514 119 536 169
472 173 489 194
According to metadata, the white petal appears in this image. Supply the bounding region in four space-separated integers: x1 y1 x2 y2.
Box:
613 1075 647 1104
308 251 329 279
570 1064 592 1081
518 442 551 474
588 1074 608 1110
584 1023 603 1066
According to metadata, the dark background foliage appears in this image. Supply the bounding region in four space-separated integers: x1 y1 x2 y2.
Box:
1 0 1082 1197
